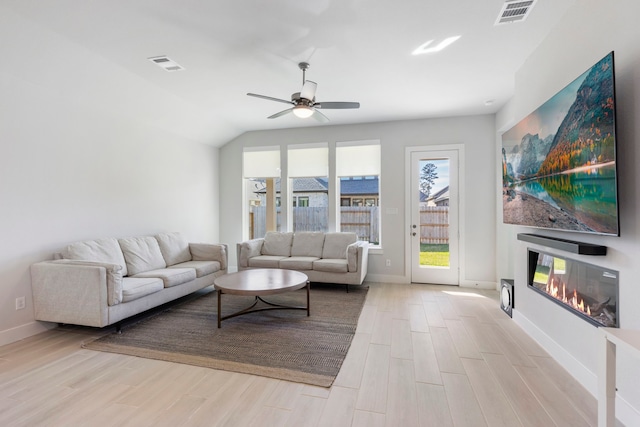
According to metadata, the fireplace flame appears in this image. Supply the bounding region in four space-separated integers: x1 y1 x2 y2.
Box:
546 278 591 317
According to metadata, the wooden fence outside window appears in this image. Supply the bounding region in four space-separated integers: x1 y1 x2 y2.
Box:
251 205 449 245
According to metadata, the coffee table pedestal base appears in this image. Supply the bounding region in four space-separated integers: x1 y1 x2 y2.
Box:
217 281 310 328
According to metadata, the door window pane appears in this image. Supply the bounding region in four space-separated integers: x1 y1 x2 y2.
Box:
419 159 450 266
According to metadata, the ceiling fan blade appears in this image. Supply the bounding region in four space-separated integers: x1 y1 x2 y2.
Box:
247 93 294 105
315 101 360 109
300 80 317 100
311 109 330 123
268 108 293 119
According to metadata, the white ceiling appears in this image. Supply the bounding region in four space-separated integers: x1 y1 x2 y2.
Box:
2 0 576 147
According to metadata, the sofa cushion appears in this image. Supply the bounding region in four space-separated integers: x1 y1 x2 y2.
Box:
119 236 167 276
169 260 221 278
279 256 319 270
62 237 128 276
262 232 293 256
155 232 191 266
132 268 196 288
313 258 349 273
291 232 325 258
321 233 357 260
121 277 164 303
248 255 286 268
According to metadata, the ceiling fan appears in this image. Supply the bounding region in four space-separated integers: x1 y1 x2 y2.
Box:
247 62 360 122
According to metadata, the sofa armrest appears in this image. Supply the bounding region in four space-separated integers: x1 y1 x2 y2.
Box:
30 260 114 327
189 243 228 270
237 238 265 269
346 241 370 273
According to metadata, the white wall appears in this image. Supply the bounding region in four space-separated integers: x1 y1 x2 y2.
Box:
219 116 496 287
0 13 220 346
496 1 640 423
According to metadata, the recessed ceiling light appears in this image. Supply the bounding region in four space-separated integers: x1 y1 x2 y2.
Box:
412 36 461 55
484 99 495 106
148 56 185 72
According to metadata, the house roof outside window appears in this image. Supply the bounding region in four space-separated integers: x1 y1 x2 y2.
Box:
254 177 379 195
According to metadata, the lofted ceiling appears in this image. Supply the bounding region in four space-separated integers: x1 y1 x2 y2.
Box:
1 0 576 147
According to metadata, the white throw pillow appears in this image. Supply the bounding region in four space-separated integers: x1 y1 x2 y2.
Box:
155 232 191 266
119 236 167 276
63 237 128 276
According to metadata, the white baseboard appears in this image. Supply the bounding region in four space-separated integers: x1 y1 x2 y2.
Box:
230 266 496 290
364 274 410 284
459 279 498 290
514 310 640 427
364 276 497 288
617 396 640 427
514 310 596 390
0 321 54 347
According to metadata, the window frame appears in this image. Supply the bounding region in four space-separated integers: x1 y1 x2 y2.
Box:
242 140 382 247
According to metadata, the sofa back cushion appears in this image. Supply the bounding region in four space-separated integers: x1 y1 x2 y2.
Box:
62 237 128 276
262 232 294 256
119 236 167 276
291 232 325 258
322 232 357 259
155 232 191 266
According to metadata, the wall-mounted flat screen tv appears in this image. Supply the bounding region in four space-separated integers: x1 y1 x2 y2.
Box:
501 52 619 236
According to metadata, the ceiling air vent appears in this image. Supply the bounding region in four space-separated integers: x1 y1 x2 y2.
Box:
495 0 537 25
148 56 185 72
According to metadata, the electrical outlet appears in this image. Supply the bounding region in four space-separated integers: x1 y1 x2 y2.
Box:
385 259 391 267
15 296 26 310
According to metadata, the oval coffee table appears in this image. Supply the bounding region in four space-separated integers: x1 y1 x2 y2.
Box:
213 268 310 328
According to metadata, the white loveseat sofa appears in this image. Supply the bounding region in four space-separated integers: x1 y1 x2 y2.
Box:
30 232 227 328
237 231 368 290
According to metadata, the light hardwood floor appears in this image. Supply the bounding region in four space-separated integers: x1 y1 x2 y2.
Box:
0 283 604 426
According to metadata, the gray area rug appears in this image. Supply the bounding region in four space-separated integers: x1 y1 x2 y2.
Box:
83 284 368 387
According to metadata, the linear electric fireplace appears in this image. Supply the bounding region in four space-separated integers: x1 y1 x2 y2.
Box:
528 249 619 327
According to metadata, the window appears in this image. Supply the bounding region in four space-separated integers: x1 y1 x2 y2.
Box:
288 143 328 232
243 141 381 244
294 196 309 207
243 147 281 239
336 141 381 245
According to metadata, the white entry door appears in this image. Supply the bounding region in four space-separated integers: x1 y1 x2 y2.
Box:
409 149 459 285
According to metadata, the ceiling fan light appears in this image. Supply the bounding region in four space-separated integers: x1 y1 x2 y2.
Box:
292 105 314 118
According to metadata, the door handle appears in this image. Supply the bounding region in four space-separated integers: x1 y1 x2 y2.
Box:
412 232 416 236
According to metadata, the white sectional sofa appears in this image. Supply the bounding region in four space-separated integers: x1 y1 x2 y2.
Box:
30 232 227 328
237 231 369 290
